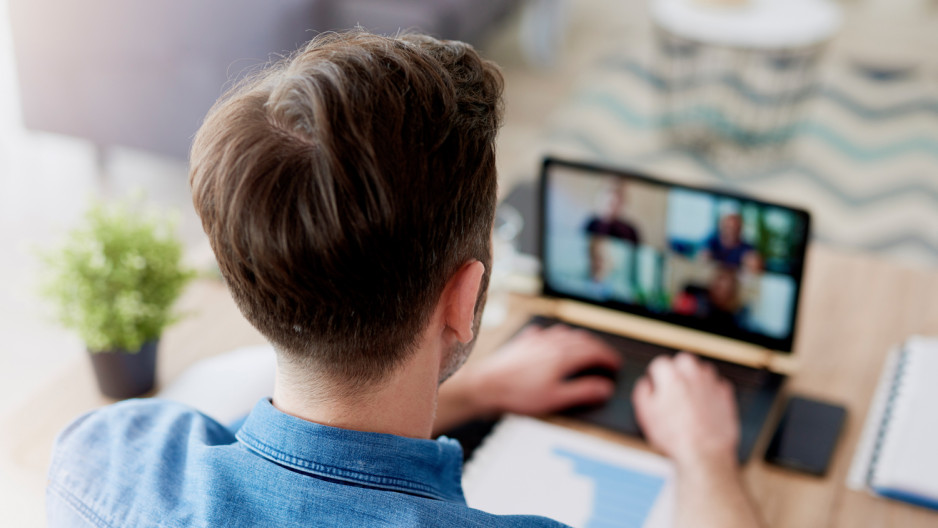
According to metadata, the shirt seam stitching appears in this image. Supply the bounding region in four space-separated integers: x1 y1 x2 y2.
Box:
48 479 117 528
236 429 449 501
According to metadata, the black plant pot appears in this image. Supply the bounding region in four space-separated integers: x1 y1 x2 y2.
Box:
88 340 158 399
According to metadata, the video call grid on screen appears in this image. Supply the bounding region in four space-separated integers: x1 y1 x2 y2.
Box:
540 158 811 353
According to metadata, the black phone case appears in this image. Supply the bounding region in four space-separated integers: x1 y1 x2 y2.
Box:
764 395 846 476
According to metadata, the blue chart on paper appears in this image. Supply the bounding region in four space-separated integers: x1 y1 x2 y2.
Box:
553 447 665 528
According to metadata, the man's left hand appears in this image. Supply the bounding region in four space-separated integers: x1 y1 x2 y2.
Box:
434 324 621 433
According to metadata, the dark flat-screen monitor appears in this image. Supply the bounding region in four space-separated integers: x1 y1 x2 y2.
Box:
540 158 811 353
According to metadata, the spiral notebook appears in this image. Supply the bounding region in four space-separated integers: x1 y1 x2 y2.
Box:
462 415 675 528
847 336 938 511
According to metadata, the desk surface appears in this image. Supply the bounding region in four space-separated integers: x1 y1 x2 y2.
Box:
3 245 938 527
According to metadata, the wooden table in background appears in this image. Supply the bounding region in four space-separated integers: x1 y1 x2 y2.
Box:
3 245 938 527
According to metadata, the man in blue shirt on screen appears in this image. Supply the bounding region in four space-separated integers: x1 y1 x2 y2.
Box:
47 31 763 527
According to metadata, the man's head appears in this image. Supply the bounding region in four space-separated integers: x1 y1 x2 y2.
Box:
600 179 629 220
718 213 743 247
588 237 612 282
190 31 504 390
708 265 740 312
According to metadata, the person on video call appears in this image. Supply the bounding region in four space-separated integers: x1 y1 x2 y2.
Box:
584 179 642 245
47 32 763 527
674 265 750 333
585 237 618 300
700 212 762 273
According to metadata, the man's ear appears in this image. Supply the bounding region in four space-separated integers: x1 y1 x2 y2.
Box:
443 260 485 344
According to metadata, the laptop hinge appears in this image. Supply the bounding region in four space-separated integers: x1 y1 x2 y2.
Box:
530 297 795 374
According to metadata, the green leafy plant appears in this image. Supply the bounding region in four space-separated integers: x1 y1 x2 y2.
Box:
40 199 196 353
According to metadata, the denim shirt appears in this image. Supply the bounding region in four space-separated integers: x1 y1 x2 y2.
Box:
47 398 566 527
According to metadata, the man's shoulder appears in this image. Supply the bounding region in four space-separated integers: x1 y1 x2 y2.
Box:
47 399 236 527
53 398 233 455
50 398 236 477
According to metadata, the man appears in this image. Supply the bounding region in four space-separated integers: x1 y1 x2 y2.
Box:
584 179 641 245
673 265 750 333
48 31 763 527
701 212 762 273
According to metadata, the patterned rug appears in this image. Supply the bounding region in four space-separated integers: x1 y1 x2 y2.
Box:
538 48 938 268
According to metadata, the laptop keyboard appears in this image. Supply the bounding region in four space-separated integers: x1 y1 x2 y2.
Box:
524 315 785 462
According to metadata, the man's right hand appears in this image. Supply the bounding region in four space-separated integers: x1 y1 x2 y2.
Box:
631 352 740 471
631 353 763 528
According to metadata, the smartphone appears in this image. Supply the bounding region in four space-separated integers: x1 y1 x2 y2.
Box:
764 395 846 476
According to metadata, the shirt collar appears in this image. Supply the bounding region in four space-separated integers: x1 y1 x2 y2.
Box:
236 399 466 503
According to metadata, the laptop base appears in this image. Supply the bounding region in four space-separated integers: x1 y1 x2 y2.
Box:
527 316 785 463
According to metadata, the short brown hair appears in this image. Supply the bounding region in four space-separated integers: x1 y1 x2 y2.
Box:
190 31 504 387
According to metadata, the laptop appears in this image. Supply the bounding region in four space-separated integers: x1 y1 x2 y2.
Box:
524 157 811 462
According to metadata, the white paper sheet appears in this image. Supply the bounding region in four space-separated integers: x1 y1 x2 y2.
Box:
463 415 674 528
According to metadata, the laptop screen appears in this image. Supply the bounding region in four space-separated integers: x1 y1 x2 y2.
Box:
540 158 811 353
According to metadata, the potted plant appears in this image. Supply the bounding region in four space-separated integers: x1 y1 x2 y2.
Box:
40 199 195 399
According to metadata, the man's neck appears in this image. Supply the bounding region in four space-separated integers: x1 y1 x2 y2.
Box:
271 346 441 439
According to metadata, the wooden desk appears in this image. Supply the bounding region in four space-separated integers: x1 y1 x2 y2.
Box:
3 245 938 527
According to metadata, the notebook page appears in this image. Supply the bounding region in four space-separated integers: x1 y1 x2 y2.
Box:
872 336 938 499
463 415 675 528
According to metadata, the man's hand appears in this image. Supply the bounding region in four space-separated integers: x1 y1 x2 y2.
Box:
632 352 763 528
434 325 620 434
474 325 622 415
632 352 739 470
